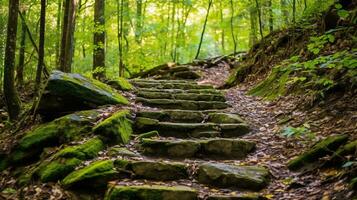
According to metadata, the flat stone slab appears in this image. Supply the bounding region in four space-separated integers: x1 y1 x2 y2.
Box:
137 110 206 123
136 91 226 102
132 82 213 90
136 98 229 110
130 79 195 84
197 163 270 191
104 184 198 200
135 117 250 138
206 194 264 200
140 138 255 159
138 88 222 95
122 160 189 181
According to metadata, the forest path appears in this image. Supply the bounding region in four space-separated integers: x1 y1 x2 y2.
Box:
104 78 271 199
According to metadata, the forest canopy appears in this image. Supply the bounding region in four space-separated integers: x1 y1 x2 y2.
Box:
0 0 335 83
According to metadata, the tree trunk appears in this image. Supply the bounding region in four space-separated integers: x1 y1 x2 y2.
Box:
35 0 46 95
93 0 106 79
55 0 62 66
17 10 27 86
255 0 263 39
135 0 142 44
230 0 237 54
59 0 77 73
220 1 225 53
280 0 289 25
0 14 5 90
268 0 273 32
292 0 296 24
117 0 124 77
3 0 21 121
195 0 213 59
249 6 258 46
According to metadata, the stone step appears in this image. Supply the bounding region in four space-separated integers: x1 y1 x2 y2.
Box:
138 88 223 95
137 110 246 124
197 163 270 191
115 160 189 181
136 98 229 110
136 91 226 102
130 79 195 84
132 82 213 90
139 138 255 159
135 117 250 138
105 184 198 200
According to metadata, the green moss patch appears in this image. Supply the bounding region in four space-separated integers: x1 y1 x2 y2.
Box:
93 110 133 144
62 160 118 188
36 137 105 182
10 110 100 164
288 134 349 171
107 77 133 91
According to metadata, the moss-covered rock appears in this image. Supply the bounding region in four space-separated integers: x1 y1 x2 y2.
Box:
287 134 349 171
207 194 265 200
140 139 200 158
135 117 159 130
140 138 254 159
139 88 222 95
173 71 201 80
38 71 128 118
197 163 270 191
136 98 228 110
108 147 140 157
135 131 160 140
200 139 256 159
328 140 357 166
219 124 250 137
133 82 212 90
10 110 100 164
129 161 188 180
107 77 133 91
62 160 118 188
136 110 205 123
93 110 133 144
208 113 245 124
136 91 225 102
36 137 105 182
104 184 198 200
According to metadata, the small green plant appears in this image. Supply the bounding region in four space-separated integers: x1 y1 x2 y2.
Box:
281 124 316 140
335 3 350 19
307 34 335 55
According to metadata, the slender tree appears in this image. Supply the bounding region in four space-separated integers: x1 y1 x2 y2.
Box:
230 0 237 54
93 0 106 79
268 0 273 32
55 0 62 66
3 0 21 121
249 6 258 46
195 0 213 59
17 10 26 86
135 0 143 44
255 0 263 39
117 0 124 77
34 0 46 95
59 0 77 72
280 0 289 25
219 1 225 53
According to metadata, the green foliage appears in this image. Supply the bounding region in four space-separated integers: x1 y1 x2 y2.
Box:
282 124 316 140
249 50 357 101
307 34 335 55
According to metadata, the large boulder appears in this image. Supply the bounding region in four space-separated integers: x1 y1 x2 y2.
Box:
9 110 100 165
38 71 128 119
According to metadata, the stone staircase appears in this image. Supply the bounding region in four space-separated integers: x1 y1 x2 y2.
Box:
102 79 270 199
